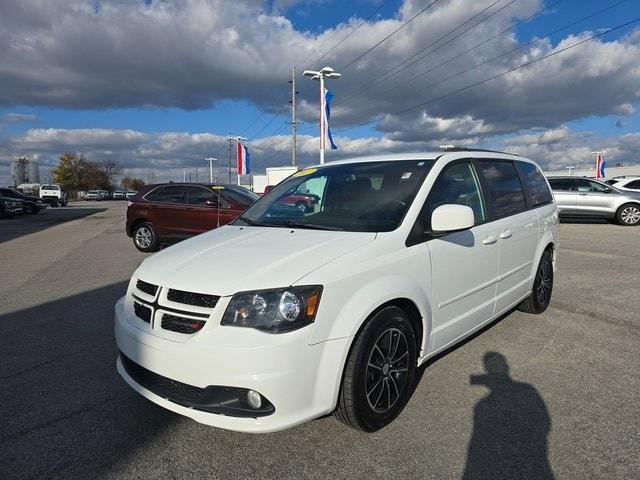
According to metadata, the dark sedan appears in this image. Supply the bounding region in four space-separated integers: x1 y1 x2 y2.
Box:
0 188 48 214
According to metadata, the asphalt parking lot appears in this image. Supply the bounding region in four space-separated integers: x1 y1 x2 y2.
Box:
1 202 639 479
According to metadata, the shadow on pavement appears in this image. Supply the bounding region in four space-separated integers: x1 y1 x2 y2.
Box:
462 352 555 480
0 282 177 479
0 206 107 244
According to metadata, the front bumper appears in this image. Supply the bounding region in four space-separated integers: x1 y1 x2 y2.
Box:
114 297 350 433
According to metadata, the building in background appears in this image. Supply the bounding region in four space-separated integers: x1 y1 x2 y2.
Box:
10 157 40 186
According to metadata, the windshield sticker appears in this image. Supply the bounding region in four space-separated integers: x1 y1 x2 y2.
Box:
417 161 425 166
293 168 317 178
401 172 412 180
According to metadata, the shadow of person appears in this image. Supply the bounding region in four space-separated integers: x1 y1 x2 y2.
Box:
462 352 555 480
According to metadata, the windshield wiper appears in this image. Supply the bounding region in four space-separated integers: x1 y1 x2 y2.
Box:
283 220 345 231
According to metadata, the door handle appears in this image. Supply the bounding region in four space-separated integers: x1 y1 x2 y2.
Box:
482 235 497 245
578 193 588 196
499 230 513 239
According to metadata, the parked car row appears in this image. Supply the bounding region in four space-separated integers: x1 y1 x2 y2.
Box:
86 190 138 201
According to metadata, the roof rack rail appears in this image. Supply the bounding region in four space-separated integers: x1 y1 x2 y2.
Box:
438 145 519 156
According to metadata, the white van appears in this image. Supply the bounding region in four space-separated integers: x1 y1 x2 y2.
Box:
115 149 558 433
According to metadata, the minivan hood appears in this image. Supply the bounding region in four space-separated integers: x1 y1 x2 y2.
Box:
136 226 376 296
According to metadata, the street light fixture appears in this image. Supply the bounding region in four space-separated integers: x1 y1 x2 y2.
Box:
205 157 216 183
303 66 341 164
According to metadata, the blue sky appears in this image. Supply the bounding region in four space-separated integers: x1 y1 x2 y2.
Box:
0 0 639 183
1 0 637 140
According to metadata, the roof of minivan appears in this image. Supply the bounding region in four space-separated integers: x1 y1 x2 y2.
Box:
318 149 521 167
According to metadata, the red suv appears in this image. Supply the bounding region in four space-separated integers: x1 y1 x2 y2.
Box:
126 183 259 252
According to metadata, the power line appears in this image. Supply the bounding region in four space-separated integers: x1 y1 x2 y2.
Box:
339 0 444 72
302 0 395 70
341 0 628 115
238 1 397 141
339 0 522 103
335 17 640 134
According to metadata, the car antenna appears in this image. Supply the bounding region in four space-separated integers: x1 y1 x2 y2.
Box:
211 186 225 228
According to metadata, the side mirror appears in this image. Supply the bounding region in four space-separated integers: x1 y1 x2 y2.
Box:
604 188 613 193
431 204 475 233
205 198 219 208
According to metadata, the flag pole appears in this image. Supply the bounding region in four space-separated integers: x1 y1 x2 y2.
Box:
319 74 325 165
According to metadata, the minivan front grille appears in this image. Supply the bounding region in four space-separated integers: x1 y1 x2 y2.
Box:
161 314 206 334
134 301 152 323
136 279 158 296
167 288 219 308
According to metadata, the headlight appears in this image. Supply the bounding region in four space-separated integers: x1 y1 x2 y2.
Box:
7 201 20 207
221 286 322 333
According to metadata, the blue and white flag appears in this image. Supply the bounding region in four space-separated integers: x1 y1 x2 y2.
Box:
321 88 337 150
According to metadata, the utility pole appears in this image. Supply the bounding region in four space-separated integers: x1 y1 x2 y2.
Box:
183 168 186 182
289 66 298 168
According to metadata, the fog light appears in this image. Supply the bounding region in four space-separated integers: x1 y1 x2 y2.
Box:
247 390 262 409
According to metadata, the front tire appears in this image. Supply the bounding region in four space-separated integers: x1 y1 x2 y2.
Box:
616 203 640 226
133 222 159 252
335 306 417 432
24 204 35 214
518 249 553 314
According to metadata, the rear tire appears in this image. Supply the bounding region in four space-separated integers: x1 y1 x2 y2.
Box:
335 306 417 432
616 203 640 226
518 249 553 314
133 222 159 252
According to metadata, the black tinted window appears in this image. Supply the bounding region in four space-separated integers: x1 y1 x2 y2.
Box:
517 162 553 206
548 178 574 191
220 187 259 206
0 189 18 198
626 180 640 189
186 186 215 205
145 186 186 203
574 179 609 193
478 161 526 218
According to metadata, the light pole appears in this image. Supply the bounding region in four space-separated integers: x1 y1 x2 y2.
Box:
303 66 341 164
205 157 216 183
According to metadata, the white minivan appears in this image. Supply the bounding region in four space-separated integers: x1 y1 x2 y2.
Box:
115 149 558 433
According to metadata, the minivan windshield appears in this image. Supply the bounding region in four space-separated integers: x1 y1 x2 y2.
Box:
235 160 434 232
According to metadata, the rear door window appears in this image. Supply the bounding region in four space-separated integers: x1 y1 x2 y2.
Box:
145 186 186 203
477 160 527 218
516 161 553 206
186 186 216 205
547 178 574 191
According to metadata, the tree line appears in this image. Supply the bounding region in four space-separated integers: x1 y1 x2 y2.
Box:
52 152 145 192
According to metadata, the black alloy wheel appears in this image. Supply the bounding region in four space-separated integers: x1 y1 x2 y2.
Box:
518 249 553 314
335 306 417 432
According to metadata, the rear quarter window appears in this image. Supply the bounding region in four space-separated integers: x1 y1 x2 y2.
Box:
477 160 527 218
517 161 553 206
145 186 186 203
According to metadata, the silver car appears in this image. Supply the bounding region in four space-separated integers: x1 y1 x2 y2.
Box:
548 176 640 226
